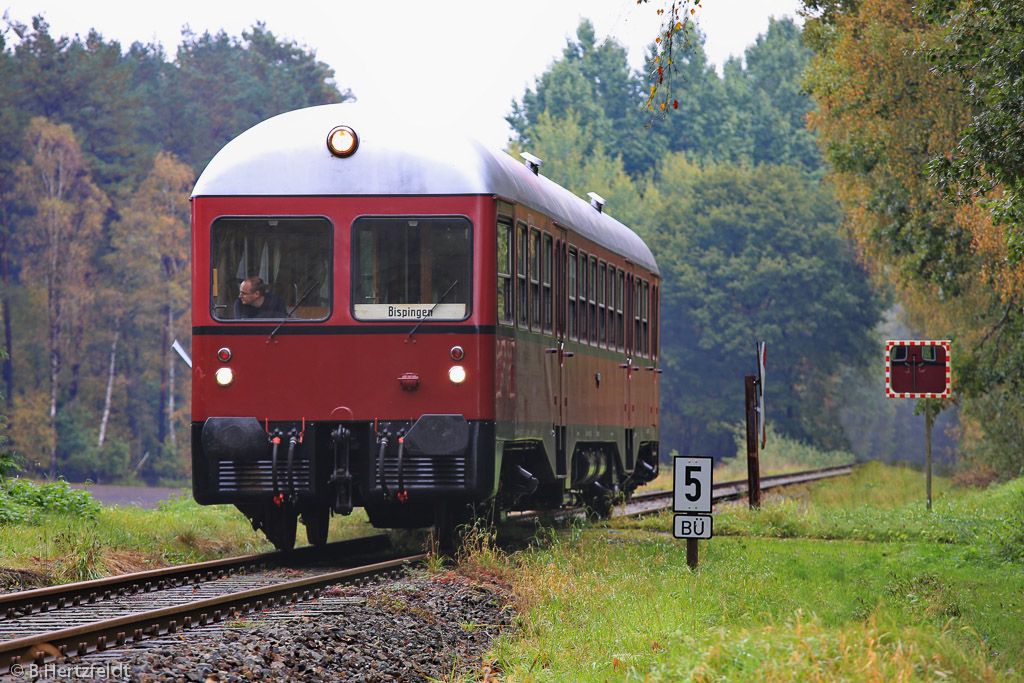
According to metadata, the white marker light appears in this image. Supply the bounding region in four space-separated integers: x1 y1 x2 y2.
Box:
448 365 467 384
215 367 234 387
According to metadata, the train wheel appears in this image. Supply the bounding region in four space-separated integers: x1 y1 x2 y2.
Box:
301 504 331 546
432 502 470 555
262 503 298 551
473 499 506 531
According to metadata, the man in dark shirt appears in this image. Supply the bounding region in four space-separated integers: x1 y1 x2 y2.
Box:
234 276 287 319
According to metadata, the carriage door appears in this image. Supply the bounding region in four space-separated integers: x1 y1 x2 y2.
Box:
547 227 569 479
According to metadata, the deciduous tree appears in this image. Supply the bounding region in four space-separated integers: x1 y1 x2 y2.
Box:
921 0 1024 258
802 0 1024 475
13 117 108 476
169 23 351 173
108 152 193 472
645 157 880 458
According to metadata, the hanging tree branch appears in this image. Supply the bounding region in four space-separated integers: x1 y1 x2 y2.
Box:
638 0 703 123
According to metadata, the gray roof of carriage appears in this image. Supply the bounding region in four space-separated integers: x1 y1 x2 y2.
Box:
192 103 658 275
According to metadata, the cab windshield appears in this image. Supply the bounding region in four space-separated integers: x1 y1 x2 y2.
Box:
210 217 332 321
351 216 472 321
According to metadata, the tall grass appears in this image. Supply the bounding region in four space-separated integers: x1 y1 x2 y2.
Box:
489 464 1024 682
0 492 379 587
713 425 856 482
647 426 857 491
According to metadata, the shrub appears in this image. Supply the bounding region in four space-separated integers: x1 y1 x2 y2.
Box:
0 478 102 523
715 425 855 480
991 486 1024 563
0 415 18 479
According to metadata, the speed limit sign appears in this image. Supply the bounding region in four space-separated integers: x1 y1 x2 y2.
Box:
673 456 713 514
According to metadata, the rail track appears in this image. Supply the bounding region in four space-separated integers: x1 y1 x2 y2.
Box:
0 464 853 674
618 464 855 517
0 535 422 673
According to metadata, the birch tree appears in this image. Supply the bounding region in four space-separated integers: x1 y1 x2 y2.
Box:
14 117 107 477
111 152 193 459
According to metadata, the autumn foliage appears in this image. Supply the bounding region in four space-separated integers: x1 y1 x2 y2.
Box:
803 0 1024 475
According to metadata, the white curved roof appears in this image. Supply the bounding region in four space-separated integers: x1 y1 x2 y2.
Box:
193 103 658 274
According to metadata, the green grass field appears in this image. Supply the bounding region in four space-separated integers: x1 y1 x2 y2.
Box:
0 486 379 585
490 463 1024 682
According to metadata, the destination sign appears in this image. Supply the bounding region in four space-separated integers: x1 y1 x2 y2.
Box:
353 303 466 321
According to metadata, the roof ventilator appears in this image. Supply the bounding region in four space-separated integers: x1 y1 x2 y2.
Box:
587 192 606 213
521 152 543 175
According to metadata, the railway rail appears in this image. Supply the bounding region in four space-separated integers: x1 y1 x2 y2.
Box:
0 534 389 623
0 536 419 673
618 464 855 517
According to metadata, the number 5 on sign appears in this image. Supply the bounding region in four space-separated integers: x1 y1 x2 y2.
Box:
673 456 713 514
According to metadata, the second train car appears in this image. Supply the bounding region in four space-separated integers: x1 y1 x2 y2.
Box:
190 103 661 549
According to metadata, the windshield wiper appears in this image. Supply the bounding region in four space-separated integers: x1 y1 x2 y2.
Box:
269 280 321 341
408 280 458 339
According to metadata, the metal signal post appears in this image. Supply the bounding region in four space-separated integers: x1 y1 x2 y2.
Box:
745 342 766 510
745 375 762 509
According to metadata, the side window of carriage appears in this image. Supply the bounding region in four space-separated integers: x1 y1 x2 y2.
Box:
598 260 607 348
542 232 553 333
568 247 578 340
578 250 589 344
616 270 625 352
530 227 542 331
651 283 660 361
210 216 332 321
642 279 650 359
497 218 513 325
516 222 528 328
607 265 616 350
589 256 598 345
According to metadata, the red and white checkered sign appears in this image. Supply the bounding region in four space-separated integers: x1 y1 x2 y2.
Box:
885 340 951 398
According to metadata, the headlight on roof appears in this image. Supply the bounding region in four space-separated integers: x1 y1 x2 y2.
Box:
326 125 358 158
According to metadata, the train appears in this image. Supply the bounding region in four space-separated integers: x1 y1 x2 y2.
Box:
190 103 661 550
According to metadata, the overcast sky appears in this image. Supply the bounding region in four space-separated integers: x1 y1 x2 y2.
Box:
2 0 804 149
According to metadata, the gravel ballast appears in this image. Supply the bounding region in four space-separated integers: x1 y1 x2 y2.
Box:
33 570 514 682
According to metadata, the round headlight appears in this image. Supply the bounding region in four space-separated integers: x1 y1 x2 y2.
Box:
215 367 234 387
326 125 358 157
448 365 467 384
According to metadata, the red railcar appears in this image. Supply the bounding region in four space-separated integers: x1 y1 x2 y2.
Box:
190 104 661 549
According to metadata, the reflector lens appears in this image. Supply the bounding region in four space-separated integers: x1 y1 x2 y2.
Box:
217 347 232 362
326 125 358 157
215 367 234 387
450 345 465 361
448 365 467 384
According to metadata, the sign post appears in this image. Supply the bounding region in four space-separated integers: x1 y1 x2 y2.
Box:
745 342 766 509
757 341 767 448
744 375 761 509
673 455 713 569
885 340 951 511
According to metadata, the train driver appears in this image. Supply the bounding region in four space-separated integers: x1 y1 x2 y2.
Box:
234 276 287 319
